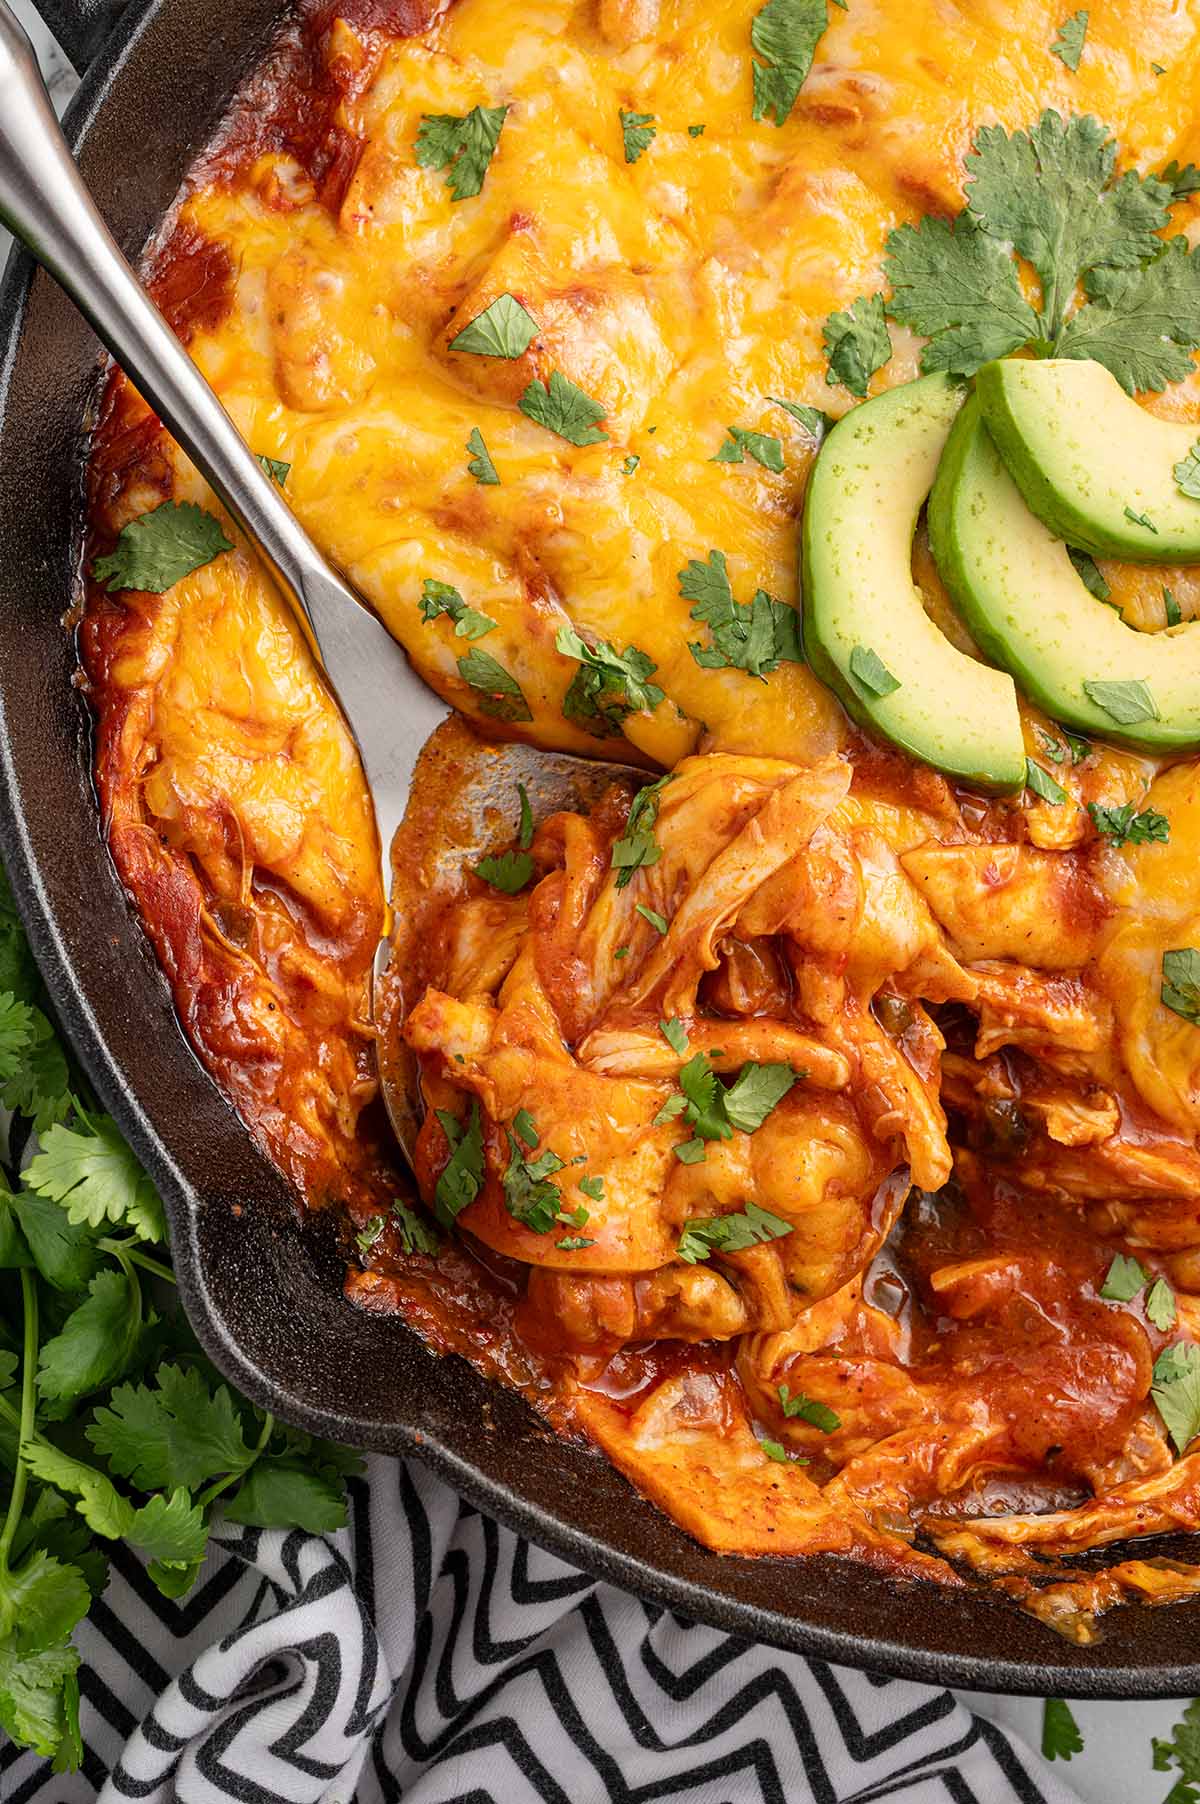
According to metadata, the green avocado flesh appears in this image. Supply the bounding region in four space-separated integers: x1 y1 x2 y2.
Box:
929 396 1200 752
801 373 1025 792
977 357 1200 562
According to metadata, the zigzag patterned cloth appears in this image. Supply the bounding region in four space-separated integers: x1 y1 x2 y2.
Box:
2 1456 1083 1804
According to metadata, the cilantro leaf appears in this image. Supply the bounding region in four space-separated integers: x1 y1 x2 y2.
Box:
849 645 900 698
256 455 290 486
679 551 801 677
1 1007 70 1135
0 1641 80 1762
712 426 785 471
355 1215 385 1255
466 427 500 486
0 1548 90 1652
677 1200 793 1263
91 501 231 595
475 850 534 892
0 991 34 1081
126 1489 208 1566
1050 10 1088 71
723 1062 796 1132
1057 235 1200 392
449 293 538 358
778 1383 840 1431
37 1268 139 1403
1152 1340 1200 1451
20 1442 135 1540
10 1189 100 1292
635 904 668 934
750 0 831 127
1163 948 1200 1025
1082 677 1159 724
1101 1252 1150 1300
502 1130 567 1234
822 293 892 396
1175 442 1200 499
456 647 534 722
1166 588 1183 626
557 624 664 736
768 397 833 439
435 1101 486 1227
1161 161 1200 202
885 214 1041 378
1042 1697 1084 1761
622 455 640 474
86 1363 254 1491
620 109 656 164
579 1175 605 1202
519 371 609 446
660 1017 689 1056
1153 1700 1200 1794
1068 547 1111 599
224 1462 347 1532
392 1198 441 1256
1026 759 1070 805
1087 800 1169 846
419 577 496 641
415 104 508 201
612 775 671 888
1147 1276 1178 1331
517 782 534 849
25 1117 164 1243
964 112 1170 344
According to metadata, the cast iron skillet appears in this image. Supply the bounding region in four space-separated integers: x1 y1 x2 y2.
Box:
2 0 1198 1698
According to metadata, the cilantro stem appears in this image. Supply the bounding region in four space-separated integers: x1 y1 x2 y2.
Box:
0 1269 37 1569
98 1241 175 1285
195 1410 274 1512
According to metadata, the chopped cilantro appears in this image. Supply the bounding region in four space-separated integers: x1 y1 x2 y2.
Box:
1100 1252 1149 1301
1042 1698 1084 1762
822 293 892 396
688 123 706 137
434 1101 485 1227
466 427 500 485
612 775 671 888
1068 547 1111 600
1049 10 1088 71
1124 505 1158 532
1152 1340 1200 1452
750 0 832 127
419 577 496 641
1165 587 1183 626
1147 1276 1178 1332
1064 729 1092 762
415 104 508 201
517 782 534 849
1082 677 1159 724
1152 61 1167 77
519 371 608 446
456 648 534 722
677 1200 794 1263
1025 759 1070 805
723 1062 796 1132
635 904 668 934
1174 443 1200 499
556 624 664 735
849 645 900 699
778 1384 840 1431
1162 948 1200 1025
449 293 538 358
392 1199 441 1256
660 1017 689 1056
513 1109 539 1149
502 1131 568 1234
662 1054 795 1161
579 1175 605 1202
1160 160 1200 201
256 455 290 486
1036 727 1067 764
768 397 833 440
679 549 802 678
712 426 785 471
1087 801 1169 847
91 502 232 595
474 850 534 893
620 109 656 164
355 1215 385 1254
555 1236 595 1251
622 454 640 474
759 1438 793 1462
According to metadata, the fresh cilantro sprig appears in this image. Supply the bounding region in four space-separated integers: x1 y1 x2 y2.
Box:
415 104 508 201
677 1200 793 1262
1099 1253 1176 1328
712 426 785 471
0 869 361 1765
1153 1698 1200 1798
659 1052 796 1163
91 501 232 595
749 0 833 128
419 577 497 641
678 550 802 677
556 624 664 737
1087 800 1170 847
1042 1698 1084 1761
876 110 1200 391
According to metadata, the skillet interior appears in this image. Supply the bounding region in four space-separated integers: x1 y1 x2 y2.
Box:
4 0 1200 1695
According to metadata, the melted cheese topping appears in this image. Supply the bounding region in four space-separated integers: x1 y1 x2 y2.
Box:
80 0 1200 1623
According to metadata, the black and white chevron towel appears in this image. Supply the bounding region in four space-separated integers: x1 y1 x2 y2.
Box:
2 1456 1082 1804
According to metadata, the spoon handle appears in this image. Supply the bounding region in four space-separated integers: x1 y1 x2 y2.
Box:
0 0 445 859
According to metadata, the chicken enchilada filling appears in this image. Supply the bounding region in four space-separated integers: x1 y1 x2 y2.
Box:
79 0 1200 1634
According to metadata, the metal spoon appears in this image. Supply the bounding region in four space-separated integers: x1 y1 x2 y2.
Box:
0 0 642 1162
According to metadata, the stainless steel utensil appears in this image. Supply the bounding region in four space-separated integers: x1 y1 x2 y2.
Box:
0 0 641 1159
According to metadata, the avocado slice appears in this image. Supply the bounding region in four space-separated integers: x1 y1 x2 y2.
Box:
929 396 1200 752
977 357 1200 562
801 373 1025 792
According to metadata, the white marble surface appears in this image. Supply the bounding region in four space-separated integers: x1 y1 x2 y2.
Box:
2 5 1193 1798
